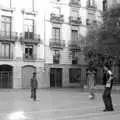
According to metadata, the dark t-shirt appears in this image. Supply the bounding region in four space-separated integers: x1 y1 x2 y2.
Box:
103 72 107 85
31 77 38 89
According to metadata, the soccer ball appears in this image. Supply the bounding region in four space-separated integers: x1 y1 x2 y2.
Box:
88 94 94 100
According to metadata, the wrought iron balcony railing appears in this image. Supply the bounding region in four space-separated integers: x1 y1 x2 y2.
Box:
87 2 97 10
0 31 18 41
69 16 82 26
50 13 64 24
69 0 81 8
86 19 98 26
68 41 81 52
23 53 37 61
19 33 40 44
49 39 65 49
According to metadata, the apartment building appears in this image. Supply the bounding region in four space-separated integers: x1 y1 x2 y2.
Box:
44 0 103 88
0 0 45 89
0 0 103 89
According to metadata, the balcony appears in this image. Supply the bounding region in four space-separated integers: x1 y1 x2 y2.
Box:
49 39 65 49
69 16 82 26
87 2 97 10
50 13 64 24
53 54 60 64
68 41 81 52
19 33 40 44
0 31 18 42
69 0 81 8
23 53 37 61
0 56 13 60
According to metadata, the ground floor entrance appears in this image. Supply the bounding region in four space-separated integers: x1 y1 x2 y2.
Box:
0 65 13 88
22 66 36 88
69 68 81 83
50 68 62 88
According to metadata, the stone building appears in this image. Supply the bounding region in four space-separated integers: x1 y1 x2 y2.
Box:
0 0 103 89
0 0 44 89
44 0 103 88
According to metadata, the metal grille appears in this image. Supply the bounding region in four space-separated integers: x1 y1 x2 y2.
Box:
0 71 12 88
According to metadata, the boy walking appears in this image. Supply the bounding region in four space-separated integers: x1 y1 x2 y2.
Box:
31 72 38 101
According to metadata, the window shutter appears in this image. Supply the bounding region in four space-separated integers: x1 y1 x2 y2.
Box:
10 43 13 59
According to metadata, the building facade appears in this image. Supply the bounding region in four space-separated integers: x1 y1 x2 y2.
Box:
0 0 103 89
0 0 45 89
44 0 103 88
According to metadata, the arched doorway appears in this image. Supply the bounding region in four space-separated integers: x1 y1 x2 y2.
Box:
0 65 13 88
22 65 36 88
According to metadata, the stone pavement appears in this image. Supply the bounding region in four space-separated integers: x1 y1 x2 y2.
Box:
0 88 120 120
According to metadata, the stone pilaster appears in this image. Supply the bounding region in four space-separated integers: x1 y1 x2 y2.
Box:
13 66 22 88
62 66 69 87
81 66 87 86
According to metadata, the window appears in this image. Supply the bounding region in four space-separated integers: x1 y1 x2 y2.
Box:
71 0 80 3
72 51 78 64
52 7 61 16
71 10 78 19
53 50 60 64
71 30 78 41
1 16 11 37
52 27 60 40
24 19 34 40
24 45 33 59
0 0 10 8
103 0 107 11
86 19 91 25
88 0 96 8
69 68 81 83
87 13 96 25
1 43 10 59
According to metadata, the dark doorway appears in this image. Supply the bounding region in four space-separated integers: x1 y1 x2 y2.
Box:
50 68 62 88
0 65 13 88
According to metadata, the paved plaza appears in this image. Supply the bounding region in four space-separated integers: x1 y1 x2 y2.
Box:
0 88 120 120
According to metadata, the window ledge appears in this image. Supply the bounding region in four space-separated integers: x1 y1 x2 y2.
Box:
23 59 37 62
21 9 38 16
0 58 13 61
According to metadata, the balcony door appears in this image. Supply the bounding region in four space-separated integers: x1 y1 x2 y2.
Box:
52 27 60 41
1 16 11 39
24 45 34 60
71 30 78 41
0 43 13 59
24 19 34 40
